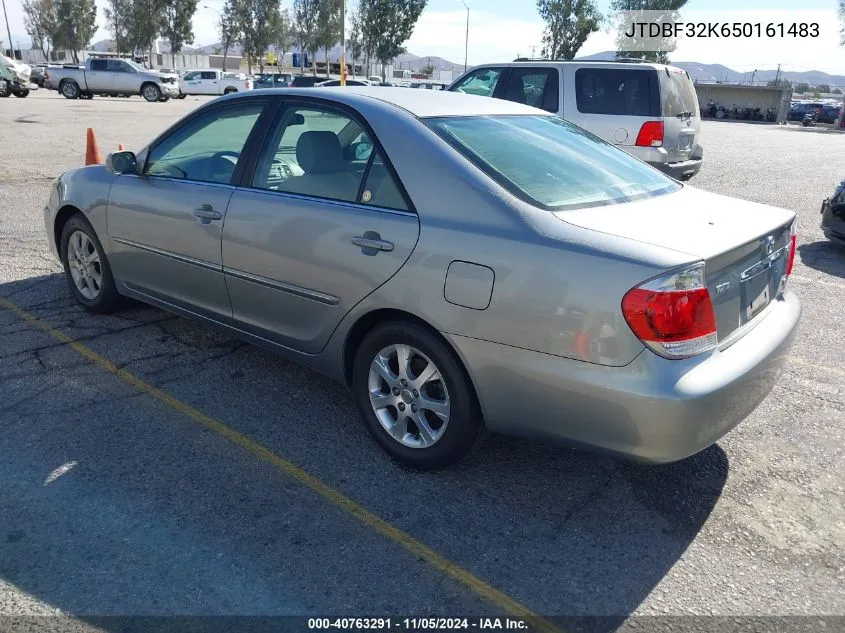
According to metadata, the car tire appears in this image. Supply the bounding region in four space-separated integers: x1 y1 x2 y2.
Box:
0 79 9 97
60 214 122 314
141 83 162 102
159 95 170 102
13 88 29 97
224 87 237 94
60 80 80 99
177 93 187 99
351 321 485 470
81 92 93 100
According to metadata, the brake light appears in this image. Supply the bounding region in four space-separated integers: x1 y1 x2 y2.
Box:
635 121 664 147
786 231 797 277
622 262 717 359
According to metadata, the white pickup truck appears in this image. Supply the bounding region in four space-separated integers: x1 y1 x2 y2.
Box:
45 58 180 101
178 69 253 97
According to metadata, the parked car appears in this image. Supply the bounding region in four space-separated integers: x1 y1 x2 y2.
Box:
30 63 48 87
178 69 252 97
788 102 814 121
43 88 800 469
448 59 704 180
821 180 845 246
45 58 179 101
289 75 323 88
0 54 33 97
315 79 371 87
255 73 293 88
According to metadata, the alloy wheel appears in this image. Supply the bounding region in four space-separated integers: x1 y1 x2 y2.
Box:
368 344 451 449
67 230 103 300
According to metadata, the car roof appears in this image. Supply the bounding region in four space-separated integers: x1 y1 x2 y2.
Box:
471 60 684 73
241 87 546 118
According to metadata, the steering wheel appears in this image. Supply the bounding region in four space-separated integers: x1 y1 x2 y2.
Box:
204 150 241 184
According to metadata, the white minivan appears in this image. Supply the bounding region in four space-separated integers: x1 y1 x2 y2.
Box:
448 59 703 180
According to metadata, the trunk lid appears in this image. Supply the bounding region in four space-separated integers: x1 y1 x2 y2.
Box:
555 186 795 344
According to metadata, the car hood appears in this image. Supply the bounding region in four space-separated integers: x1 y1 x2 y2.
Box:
553 185 795 261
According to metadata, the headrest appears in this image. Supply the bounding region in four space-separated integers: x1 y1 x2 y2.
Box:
296 131 344 174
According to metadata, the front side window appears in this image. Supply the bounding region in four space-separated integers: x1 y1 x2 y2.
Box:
106 60 128 72
252 105 408 210
201 71 217 80
183 71 200 80
449 67 504 97
426 115 679 210
144 102 264 184
575 68 659 117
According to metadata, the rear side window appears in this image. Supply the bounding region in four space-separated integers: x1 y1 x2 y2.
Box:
661 71 698 117
201 71 217 80
90 59 107 71
449 67 504 97
501 67 559 113
575 68 659 117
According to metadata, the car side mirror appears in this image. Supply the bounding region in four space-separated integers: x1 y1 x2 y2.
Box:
349 140 373 161
106 150 138 175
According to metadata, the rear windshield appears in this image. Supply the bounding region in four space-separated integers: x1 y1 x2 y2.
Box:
575 68 660 117
661 70 698 117
426 115 679 211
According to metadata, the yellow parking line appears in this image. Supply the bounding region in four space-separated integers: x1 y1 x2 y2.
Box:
0 296 562 633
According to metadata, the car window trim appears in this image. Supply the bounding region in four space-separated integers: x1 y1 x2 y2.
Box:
239 94 416 214
141 95 275 187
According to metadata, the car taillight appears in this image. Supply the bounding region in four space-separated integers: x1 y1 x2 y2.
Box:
786 228 797 277
635 121 664 147
622 262 717 359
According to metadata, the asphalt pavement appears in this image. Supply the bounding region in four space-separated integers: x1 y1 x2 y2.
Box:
0 91 843 631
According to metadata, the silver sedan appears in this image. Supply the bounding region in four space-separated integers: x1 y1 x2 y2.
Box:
44 88 801 469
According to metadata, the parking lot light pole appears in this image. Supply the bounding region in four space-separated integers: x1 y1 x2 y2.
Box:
461 1 469 73
203 5 226 71
2 0 15 59
340 0 346 87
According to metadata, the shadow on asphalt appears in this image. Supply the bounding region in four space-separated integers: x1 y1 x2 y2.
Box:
799 240 845 279
0 274 728 631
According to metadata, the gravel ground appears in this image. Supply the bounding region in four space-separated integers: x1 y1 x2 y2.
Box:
0 91 843 630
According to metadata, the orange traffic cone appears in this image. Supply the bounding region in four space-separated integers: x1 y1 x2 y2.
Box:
118 143 125 151
85 128 102 165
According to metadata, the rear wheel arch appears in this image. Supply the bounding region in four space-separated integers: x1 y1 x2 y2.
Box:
342 309 481 407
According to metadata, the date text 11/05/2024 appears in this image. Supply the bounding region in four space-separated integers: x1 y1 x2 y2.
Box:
622 21 820 39
308 618 530 630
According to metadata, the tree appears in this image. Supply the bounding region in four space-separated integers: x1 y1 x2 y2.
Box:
833 87 843 95
51 0 97 62
840 0 844 45
22 0 57 59
126 0 165 65
315 0 342 77
767 78 791 88
272 8 293 68
161 0 198 68
537 0 601 61
104 0 133 55
610 0 687 64
218 0 239 71
293 0 320 74
813 88 821 99
348 5 363 77
360 0 427 78
420 62 434 77
817 83 831 94
794 82 810 94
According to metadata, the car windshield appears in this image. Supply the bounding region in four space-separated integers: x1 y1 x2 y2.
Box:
426 115 680 210
124 59 146 72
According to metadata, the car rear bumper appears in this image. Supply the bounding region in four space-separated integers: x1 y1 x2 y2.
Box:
446 289 801 463
626 144 703 180
651 158 702 180
821 202 845 245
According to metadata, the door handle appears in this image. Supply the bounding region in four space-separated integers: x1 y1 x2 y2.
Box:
351 231 394 254
193 205 222 222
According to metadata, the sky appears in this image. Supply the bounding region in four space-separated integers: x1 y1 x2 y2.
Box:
3 0 845 75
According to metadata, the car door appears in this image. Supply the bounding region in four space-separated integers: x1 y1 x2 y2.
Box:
86 58 113 92
497 66 560 114
181 70 201 93
108 59 136 93
107 98 271 319
200 70 219 94
222 100 420 353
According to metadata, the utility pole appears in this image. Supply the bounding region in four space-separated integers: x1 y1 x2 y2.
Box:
529 45 536 58
774 63 781 85
340 0 346 86
2 0 14 59
750 69 756 85
461 1 468 73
